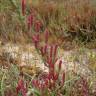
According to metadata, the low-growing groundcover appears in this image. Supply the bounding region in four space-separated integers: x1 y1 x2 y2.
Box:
0 0 96 96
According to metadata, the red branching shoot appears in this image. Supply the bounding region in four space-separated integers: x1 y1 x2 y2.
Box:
16 78 27 96
21 0 26 16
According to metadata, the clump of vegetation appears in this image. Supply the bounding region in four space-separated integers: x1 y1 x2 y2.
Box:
0 0 96 96
64 0 96 42
0 0 96 44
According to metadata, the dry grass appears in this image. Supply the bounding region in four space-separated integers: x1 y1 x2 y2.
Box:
0 0 96 45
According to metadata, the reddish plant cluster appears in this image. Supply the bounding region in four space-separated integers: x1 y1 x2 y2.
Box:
30 10 65 95
34 20 43 32
16 0 65 95
32 44 65 90
27 13 34 30
21 0 26 16
16 78 27 96
31 20 65 95
32 34 40 48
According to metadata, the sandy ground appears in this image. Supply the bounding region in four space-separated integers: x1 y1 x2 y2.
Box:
0 42 95 76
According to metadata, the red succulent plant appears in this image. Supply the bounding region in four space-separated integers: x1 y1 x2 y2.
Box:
27 13 34 30
34 20 43 32
16 78 27 96
32 34 40 48
21 0 26 16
